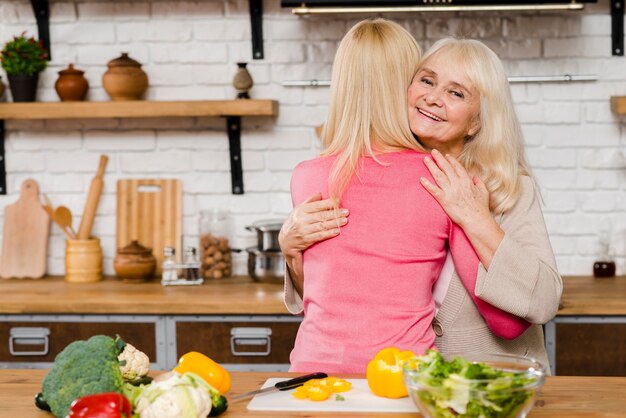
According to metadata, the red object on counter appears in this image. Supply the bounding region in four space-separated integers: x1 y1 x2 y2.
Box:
68 392 132 418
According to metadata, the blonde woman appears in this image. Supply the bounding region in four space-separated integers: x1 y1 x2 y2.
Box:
282 37 561 369
287 21 526 374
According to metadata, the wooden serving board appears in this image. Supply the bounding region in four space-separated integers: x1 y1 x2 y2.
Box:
116 179 182 276
247 378 418 413
0 179 50 279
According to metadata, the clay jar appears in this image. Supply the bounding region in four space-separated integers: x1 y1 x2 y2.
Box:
114 240 157 283
55 64 89 101
102 53 148 101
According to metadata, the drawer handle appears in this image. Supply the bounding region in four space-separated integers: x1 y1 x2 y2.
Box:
9 327 50 356
230 327 272 357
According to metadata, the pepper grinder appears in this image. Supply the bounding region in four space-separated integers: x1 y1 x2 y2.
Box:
232 62 253 99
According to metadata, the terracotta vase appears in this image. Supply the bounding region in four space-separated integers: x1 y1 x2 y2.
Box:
114 240 157 283
232 62 253 99
102 53 148 101
55 64 89 101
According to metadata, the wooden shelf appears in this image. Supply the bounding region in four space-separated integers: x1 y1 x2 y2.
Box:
610 96 626 115
0 99 278 120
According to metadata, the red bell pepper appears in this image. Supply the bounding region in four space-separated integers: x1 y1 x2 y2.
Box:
68 392 132 418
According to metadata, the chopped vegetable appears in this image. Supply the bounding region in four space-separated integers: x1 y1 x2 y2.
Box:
292 377 352 401
174 351 231 394
407 350 541 418
118 342 150 381
67 392 132 418
335 394 345 401
366 347 415 398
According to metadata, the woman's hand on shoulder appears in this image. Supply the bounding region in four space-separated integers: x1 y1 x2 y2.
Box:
419 149 491 229
279 192 349 258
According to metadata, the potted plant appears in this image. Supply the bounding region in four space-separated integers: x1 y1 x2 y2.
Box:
0 32 48 102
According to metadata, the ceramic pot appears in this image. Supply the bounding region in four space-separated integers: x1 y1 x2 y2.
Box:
102 53 148 101
114 240 157 283
7 73 39 102
55 64 89 101
232 62 253 99
0 76 5 101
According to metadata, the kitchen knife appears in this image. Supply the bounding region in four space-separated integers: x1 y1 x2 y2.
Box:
230 372 328 402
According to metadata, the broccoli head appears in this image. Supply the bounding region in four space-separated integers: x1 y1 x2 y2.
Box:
41 335 126 418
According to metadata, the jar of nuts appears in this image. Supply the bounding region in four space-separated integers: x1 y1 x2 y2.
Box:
199 209 233 279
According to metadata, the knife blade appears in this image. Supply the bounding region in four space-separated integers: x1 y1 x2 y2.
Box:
230 372 328 402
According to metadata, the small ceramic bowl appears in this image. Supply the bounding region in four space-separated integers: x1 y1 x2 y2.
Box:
114 240 156 283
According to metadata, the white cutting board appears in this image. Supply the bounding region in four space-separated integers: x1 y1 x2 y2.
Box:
247 378 418 413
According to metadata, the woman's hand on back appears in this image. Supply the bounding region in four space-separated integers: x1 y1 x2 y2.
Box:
279 192 349 258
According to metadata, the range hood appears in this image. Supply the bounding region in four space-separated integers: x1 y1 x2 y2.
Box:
282 1 597 13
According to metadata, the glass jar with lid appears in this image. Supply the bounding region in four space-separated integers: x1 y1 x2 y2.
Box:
199 209 233 279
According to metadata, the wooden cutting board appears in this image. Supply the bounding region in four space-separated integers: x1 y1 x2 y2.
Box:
247 378 417 413
116 179 182 276
0 179 50 279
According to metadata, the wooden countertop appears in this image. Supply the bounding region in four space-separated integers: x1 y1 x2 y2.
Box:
0 276 288 315
0 275 625 316
3 370 626 418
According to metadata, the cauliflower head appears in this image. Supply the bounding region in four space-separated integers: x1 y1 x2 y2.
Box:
119 342 150 380
134 372 212 418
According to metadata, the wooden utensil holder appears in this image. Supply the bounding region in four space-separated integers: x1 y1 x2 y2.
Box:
65 238 102 283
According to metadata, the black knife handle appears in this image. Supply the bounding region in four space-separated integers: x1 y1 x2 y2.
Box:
275 372 328 391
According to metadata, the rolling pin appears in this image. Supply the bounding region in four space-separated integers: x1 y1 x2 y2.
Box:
77 155 108 239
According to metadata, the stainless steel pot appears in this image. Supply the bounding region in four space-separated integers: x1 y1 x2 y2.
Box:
246 247 284 284
245 219 284 251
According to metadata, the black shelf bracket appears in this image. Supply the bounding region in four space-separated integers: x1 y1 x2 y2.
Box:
226 116 244 195
612 0 624 56
30 0 51 60
249 0 264 60
0 121 6 195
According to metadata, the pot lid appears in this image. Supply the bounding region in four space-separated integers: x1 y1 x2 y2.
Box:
107 52 142 68
117 240 153 255
58 64 84 76
249 219 284 232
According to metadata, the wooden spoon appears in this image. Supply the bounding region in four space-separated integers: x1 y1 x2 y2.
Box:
42 195 74 239
55 206 77 238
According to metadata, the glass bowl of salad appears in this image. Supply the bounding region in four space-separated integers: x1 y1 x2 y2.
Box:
403 351 546 418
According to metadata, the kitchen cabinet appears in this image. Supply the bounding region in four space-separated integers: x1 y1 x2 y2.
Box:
544 276 626 376
0 99 279 194
0 276 300 371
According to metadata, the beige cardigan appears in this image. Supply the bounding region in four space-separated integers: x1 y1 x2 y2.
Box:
284 176 562 371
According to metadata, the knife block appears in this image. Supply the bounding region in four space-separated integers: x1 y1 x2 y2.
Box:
65 238 102 283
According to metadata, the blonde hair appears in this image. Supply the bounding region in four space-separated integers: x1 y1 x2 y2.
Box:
321 18 423 200
420 38 534 213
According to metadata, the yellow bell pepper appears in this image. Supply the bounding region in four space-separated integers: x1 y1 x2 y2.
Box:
292 377 352 401
366 347 415 398
173 351 231 394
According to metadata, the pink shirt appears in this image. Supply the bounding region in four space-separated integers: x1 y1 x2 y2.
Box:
289 151 482 373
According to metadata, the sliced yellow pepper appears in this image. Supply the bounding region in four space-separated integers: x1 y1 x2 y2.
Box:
366 347 415 398
174 351 231 394
292 377 352 401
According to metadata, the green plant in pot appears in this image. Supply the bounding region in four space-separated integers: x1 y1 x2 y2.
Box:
0 32 48 102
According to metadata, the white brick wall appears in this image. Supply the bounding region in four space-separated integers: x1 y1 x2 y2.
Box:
0 0 624 277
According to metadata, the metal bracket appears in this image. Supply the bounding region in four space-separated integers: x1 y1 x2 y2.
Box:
30 0 51 60
612 0 624 56
0 121 5 195
226 116 244 195
249 0 264 60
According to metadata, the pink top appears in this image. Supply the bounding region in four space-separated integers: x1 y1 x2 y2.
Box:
288 151 477 373
289 151 531 374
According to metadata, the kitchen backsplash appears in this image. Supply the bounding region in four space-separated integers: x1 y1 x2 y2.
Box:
0 0 624 276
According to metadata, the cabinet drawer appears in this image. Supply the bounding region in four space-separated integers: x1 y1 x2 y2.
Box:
555 323 626 376
0 321 156 363
176 320 300 364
